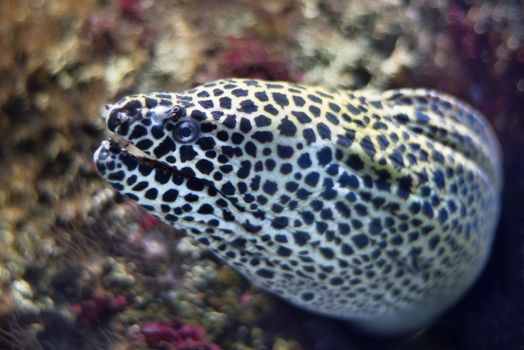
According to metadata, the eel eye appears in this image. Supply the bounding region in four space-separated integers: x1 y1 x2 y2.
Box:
173 120 199 143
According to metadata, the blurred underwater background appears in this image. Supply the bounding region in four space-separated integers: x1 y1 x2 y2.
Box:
0 0 523 349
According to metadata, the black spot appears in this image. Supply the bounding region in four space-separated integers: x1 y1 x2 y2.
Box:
428 236 440 250
245 141 257 157
330 277 344 286
132 181 148 191
217 130 229 142
301 292 314 301
394 113 409 124
416 110 429 124
335 201 351 217
277 246 292 257
237 161 251 179
277 145 294 159
293 95 305 106
390 150 405 168
264 104 279 116
433 169 446 189
145 188 158 200
154 170 170 185
409 201 421 214
317 147 332 165
285 181 299 192
222 209 235 221
200 122 216 132
231 132 244 145
195 159 214 175
159 99 172 107
184 193 199 202
369 219 382 235
397 175 412 199
360 136 376 158
296 188 311 200
316 123 331 140
239 118 252 133
138 163 153 176
346 103 361 115
272 92 289 107
239 100 258 113
307 94 322 103
265 159 276 171
256 268 274 279
272 217 289 229
422 201 434 217
293 231 310 246
341 243 353 255
219 97 232 109
278 117 297 137
255 115 271 127
250 175 261 191
162 189 178 202
309 105 321 117
352 234 369 249
280 163 292 174
305 172 320 187
320 247 334 259
223 115 236 129
232 88 248 97
243 221 262 233
262 180 278 195
199 99 214 109
292 111 311 124
187 178 207 191
197 136 215 151
346 154 364 170
252 131 274 143
326 112 340 125
191 110 206 121
179 145 198 162
303 128 316 145
338 173 359 188
130 125 147 139
377 135 389 150
154 137 176 159
255 91 268 102
145 97 158 108
135 139 154 151
338 223 350 234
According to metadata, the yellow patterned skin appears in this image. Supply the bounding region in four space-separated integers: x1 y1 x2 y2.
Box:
94 79 502 334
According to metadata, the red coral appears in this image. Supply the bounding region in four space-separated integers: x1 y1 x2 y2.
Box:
138 214 160 231
117 0 143 20
140 319 221 350
217 36 302 82
70 294 128 326
82 13 117 51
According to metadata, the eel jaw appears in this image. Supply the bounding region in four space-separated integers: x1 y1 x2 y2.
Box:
96 138 193 179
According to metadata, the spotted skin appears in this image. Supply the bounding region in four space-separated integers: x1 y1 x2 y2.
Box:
94 79 502 334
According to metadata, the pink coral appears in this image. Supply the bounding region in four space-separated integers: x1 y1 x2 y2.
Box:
218 36 302 82
140 319 221 350
70 294 128 326
117 0 143 20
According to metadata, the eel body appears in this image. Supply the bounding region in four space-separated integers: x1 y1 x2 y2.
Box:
94 79 502 334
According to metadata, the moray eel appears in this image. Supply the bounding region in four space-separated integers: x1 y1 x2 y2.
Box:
93 79 502 334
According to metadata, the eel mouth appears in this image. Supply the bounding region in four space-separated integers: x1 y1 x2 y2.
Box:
101 137 194 179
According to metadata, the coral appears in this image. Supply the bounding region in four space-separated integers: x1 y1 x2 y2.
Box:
117 0 144 21
70 294 127 327
139 319 221 350
217 36 302 82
